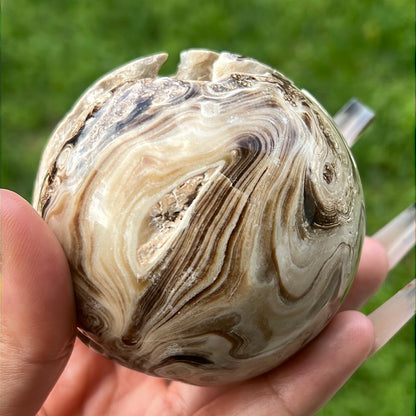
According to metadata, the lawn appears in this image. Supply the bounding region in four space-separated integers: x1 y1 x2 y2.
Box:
2 0 414 414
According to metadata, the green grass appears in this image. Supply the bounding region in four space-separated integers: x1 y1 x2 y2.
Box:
2 0 414 414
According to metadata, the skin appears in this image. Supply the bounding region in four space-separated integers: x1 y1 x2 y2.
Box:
0 189 389 416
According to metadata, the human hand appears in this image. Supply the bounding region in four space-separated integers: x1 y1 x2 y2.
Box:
1 189 390 416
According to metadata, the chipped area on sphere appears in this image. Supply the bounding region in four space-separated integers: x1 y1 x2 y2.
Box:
33 49 365 385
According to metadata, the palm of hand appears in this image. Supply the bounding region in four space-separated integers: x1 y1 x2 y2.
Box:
1 190 387 416
42 243 382 416
42 306 375 416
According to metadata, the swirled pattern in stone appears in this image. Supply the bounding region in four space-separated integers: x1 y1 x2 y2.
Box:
33 50 364 385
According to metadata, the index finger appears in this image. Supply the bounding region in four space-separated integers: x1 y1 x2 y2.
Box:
341 236 389 311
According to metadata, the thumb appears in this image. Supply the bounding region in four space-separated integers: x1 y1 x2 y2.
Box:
1 190 76 416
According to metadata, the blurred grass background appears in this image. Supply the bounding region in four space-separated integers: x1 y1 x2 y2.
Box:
1 0 414 414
